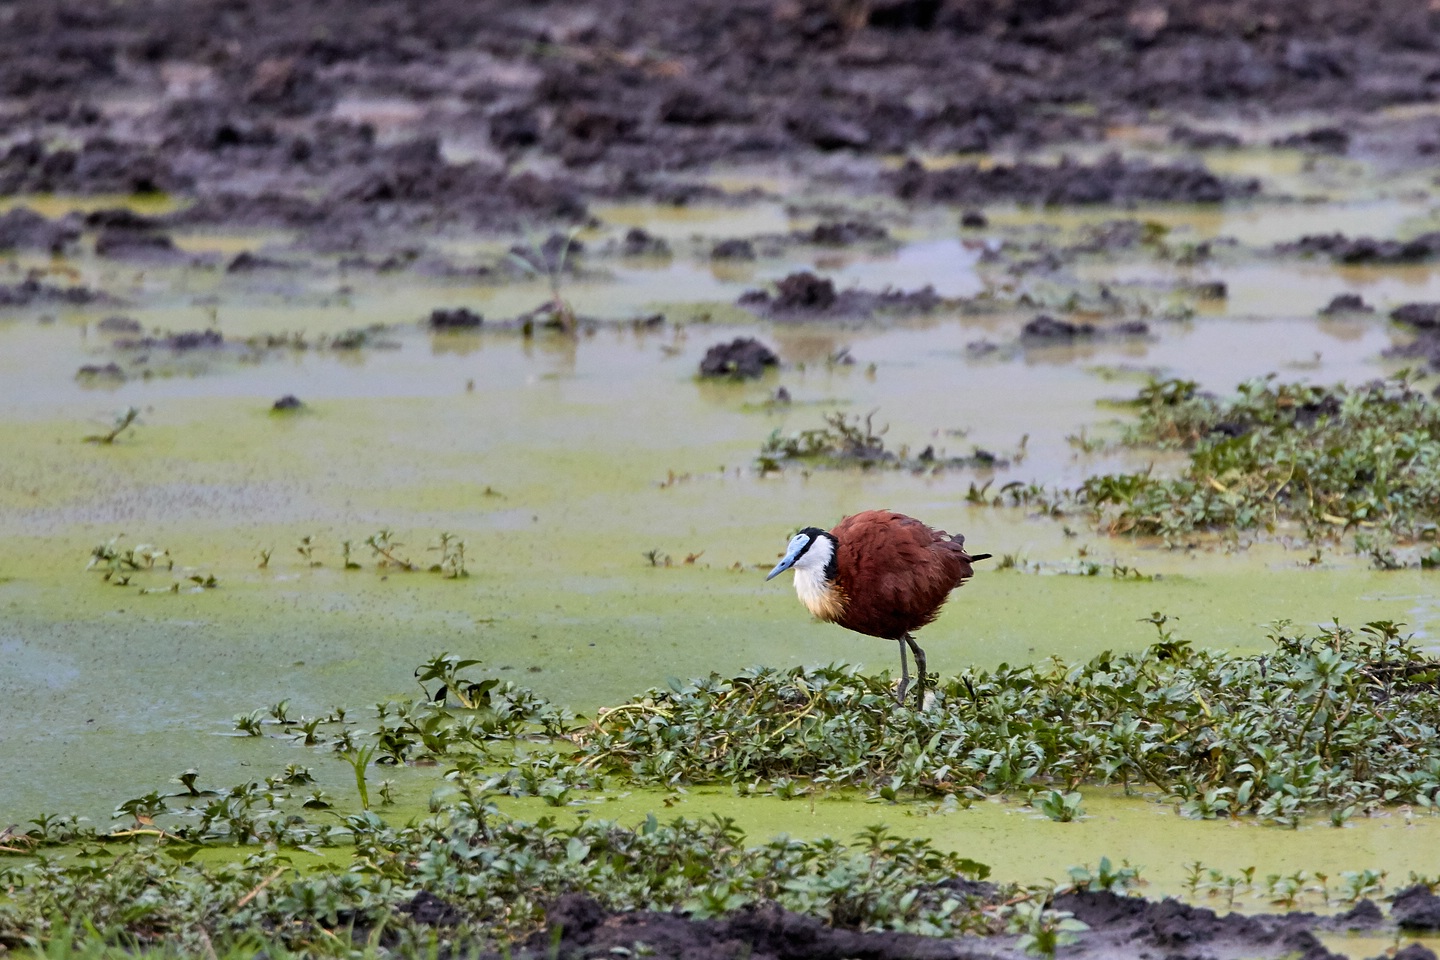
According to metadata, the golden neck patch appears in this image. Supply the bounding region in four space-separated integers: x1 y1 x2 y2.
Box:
794 564 846 622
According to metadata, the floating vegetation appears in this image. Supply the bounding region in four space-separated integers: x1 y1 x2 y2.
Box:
757 410 1008 474
1088 374 1440 549
981 374 1440 561
193 620 1440 829
565 619 1440 827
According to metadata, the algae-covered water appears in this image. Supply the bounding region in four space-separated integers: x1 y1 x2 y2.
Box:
5 155 1440 898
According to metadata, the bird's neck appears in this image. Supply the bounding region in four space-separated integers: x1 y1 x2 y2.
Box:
793 534 845 622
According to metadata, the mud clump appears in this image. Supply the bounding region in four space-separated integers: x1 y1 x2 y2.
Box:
428 308 484 330
96 316 143 334
0 138 191 195
1392 885 1440 931
1022 314 1150 341
75 362 125 381
1282 232 1440 263
804 220 890 246
619 227 671 257
741 271 942 321
1273 126 1351 153
227 251 295 272
1320 293 1375 315
773 271 837 312
892 154 1257 206
1170 125 1244 150
94 226 184 261
0 207 80 253
698 337 779 379
710 239 756 261
115 330 224 351
523 894 967 960
1024 314 1095 339
1391 303 1440 330
271 395 304 411
0 278 107 308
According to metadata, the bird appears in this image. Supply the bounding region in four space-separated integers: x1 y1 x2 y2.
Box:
765 510 991 707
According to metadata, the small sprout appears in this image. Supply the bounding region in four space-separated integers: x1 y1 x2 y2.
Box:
429 532 468 578
366 529 416 570
232 709 265 736
83 406 140 444
296 535 320 567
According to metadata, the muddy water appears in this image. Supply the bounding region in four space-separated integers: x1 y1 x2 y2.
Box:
3 186 1440 896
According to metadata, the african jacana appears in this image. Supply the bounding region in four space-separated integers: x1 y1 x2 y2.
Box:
765 510 991 707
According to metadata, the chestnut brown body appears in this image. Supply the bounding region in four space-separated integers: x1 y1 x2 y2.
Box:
826 510 980 640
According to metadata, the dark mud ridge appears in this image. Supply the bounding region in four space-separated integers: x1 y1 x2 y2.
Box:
3 0 1439 251
447 888 1440 960
740 271 943 321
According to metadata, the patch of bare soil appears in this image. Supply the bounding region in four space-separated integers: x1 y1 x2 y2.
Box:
438 889 1436 960
1 0 1436 256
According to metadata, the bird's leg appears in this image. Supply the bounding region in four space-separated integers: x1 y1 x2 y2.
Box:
894 638 910 706
903 634 927 709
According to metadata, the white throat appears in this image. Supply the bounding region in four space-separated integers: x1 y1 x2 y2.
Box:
791 535 838 620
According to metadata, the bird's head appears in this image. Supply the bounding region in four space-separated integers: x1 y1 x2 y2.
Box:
765 526 835 582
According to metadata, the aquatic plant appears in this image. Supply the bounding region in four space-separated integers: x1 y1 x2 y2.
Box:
507 228 582 334
82 406 139 444
558 619 1440 826
194 617 1440 829
8 621 1440 956
1037 373 1440 560
1 810 999 957
757 410 1006 473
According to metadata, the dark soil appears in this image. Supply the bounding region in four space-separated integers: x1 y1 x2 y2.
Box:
698 336 780 379
0 277 110 307
740 271 943 320
1319 293 1375 315
0 207 80 253
1027 314 1153 342
428 307 485 330
2 0 1436 257
455 890 1435 960
1280 233 1440 264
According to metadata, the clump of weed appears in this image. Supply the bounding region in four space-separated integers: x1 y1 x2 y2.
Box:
1048 373 1440 559
4 804 998 956
86 536 218 592
757 410 1007 474
567 618 1440 825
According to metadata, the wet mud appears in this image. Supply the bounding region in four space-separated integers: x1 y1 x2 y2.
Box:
463 889 1437 960
3 0 1438 251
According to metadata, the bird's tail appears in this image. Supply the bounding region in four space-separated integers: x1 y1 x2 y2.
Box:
969 553 993 562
